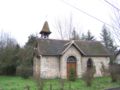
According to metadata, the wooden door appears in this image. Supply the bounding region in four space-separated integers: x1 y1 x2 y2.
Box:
67 62 76 79
67 56 77 79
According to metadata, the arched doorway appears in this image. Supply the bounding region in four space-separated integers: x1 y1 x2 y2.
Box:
67 56 77 79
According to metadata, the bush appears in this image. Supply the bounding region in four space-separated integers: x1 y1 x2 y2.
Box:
109 64 120 82
16 65 33 79
24 85 30 90
36 78 45 90
82 67 96 87
59 79 65 90
69 67 76 81
100 62 109 76
0 65 16 75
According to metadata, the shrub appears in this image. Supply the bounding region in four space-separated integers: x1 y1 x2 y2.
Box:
109 64 120 82
0 65 16 75
36 78 45 90
24 85 30 90
82 66 96 87
16 65 32 79
59 79 65 90
69 67 76 81
100 62 109 76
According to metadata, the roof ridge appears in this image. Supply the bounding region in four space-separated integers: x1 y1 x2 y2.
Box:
38 38 101 43
74 40 101 43
38 38 70 42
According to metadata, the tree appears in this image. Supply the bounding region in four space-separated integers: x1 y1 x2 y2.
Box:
24 34 38 66
0 31 19 75
81 30 95 41
55 14 81 40
111 3 120 43
82 65 96 87
0 31 17 48
70 28 80 40
100 25 117 53
26 34 38 47
16 34 37 77
101 25 119 82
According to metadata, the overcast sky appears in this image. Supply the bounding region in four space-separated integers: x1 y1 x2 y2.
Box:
0 0 119 46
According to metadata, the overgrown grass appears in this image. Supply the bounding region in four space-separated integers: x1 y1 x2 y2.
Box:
0 76 37 90
0 76 120 90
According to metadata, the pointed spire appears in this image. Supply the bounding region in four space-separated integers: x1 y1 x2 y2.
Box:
40 21 51 34
40 21 51 39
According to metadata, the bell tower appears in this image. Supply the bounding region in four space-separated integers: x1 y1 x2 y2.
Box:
40 21 51 39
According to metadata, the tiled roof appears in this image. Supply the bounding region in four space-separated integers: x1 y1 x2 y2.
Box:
37 39 111 57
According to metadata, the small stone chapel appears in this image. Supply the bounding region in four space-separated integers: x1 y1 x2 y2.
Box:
33 21 111 79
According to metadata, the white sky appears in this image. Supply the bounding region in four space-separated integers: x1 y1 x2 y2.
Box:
0 0 119 46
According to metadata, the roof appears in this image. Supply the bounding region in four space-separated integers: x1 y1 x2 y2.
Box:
37 39 111 57
40 21 51 34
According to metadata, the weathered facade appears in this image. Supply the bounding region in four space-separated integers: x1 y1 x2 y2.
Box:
33 41 110 79
33 21 111 79
115 51 120 64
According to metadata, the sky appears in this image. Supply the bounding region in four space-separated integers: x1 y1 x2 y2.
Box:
0 0 119 46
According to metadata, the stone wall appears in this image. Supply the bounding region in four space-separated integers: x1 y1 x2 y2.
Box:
33 45 110 79
81 57 110 77
40 56 60 79
115 54 120 64
60 45 82 79
33 57 40 79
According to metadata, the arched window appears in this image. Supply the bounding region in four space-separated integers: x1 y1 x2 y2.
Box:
87 58 93 68
67 56 76 63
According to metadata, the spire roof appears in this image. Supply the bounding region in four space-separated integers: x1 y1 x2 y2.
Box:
40 21 51 34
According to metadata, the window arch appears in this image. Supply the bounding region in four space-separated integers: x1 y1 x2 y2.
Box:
87 58 93 68
67 56 76 63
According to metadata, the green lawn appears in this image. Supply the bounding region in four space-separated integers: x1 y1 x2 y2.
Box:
0 76 120 90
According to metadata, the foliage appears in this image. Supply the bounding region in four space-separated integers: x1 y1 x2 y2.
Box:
0 32 20 75
15 46 33 77
16 65 33 79
82 66 96 87
70 29 80 40
0 76 37 90
69 67 76 81
16 34 37 76
23 34 38 65
25 34 38 47
59 79 65 90
0 76 120 90
101 25 117 54
18 47 33 65
100 62 109 76
34 69 46 90
36 78 45 90
81 30 95 41
0 32 37 76
109 63 120 82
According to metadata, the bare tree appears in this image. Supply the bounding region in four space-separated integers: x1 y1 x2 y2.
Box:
111 10 120 42
54 14 80 40
0 31 17 48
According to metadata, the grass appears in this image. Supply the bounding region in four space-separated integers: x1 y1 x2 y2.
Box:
0 76 120 90
0 76 37 90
